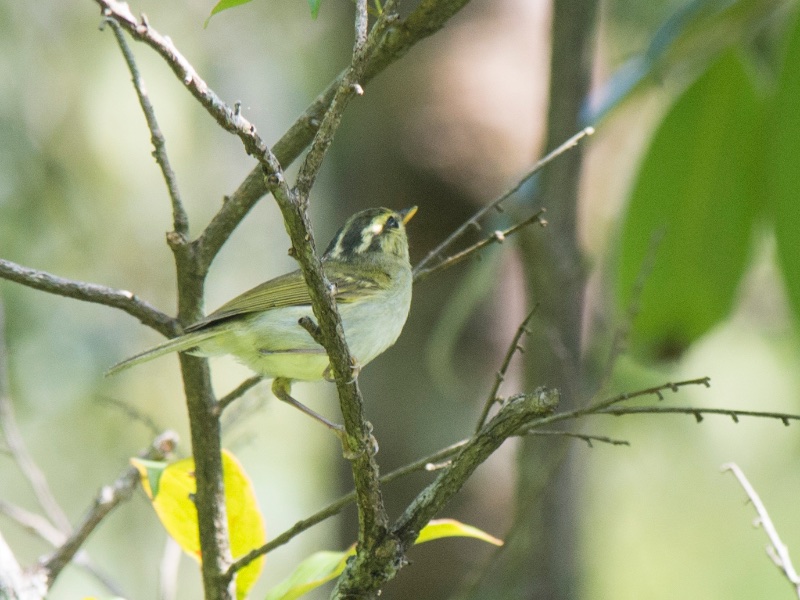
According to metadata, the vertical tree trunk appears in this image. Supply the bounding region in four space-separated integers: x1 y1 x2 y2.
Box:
462 0 597 598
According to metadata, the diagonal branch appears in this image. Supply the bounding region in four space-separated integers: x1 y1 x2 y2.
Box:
224 439 469 580
102 17 188 237
594 406 800 424
0 501 127 597
40 430 178 586
0 259 178 337
294 1 397 199
412 126 594 277
332 388 560 598
723 462 800 597
213 375 263 417
394 389 559 539
413 210 547 283
524 430 631 447
0 302 71 534
93 0 270 165
475 306 538 431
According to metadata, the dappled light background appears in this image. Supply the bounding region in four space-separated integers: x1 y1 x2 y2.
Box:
2 0 800 599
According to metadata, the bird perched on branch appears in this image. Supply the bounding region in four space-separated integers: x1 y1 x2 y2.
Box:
108 206 417 433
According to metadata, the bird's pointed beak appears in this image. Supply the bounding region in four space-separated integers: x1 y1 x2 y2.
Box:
400 206 418 225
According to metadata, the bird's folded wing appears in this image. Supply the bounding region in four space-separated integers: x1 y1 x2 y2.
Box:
185 266 387 332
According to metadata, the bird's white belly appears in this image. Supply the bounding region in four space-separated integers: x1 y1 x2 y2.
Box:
193 269 411 382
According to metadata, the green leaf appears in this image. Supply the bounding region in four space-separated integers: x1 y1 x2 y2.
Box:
415 518 503 546
769 12 800 326
264 519 500 600
616 50 762 361
308 0 322 19
130 458 168 498
204 0 254 28
264 549 353 600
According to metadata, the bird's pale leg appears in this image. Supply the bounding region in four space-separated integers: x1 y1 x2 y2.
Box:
271 378 354 454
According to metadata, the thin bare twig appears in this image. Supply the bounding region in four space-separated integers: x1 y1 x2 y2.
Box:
41 430 178 585
595 406 800 425
0 303 71 534
413 210 547 283
0 259 178 337
102 17 188 237
0 502 126 597
96 395 162 437
94 0 272 168
590 377 712 411
521 430 630 448
476 306 538 432
213 376 264 417
723 462 800 598
0 501 64 547
595 228 665 396
412 126 594 277
521 377 713 432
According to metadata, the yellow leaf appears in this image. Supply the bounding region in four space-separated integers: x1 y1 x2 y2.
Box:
131 455 200 560
223 451 266 599
415 519 503 546
131 450 266 599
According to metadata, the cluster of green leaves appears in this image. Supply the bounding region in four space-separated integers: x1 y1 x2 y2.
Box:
131 451 502 599
616 9 800 360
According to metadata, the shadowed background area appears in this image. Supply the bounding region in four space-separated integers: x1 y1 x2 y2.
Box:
2 0 800 599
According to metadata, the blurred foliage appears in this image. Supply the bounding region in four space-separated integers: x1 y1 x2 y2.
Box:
769 7 800 324
617 7 800 360
617 51 762 360
593 0 791 120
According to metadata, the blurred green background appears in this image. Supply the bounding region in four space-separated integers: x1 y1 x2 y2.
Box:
2 0 800 598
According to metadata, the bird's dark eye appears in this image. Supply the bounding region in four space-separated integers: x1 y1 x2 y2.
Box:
385 216 398 230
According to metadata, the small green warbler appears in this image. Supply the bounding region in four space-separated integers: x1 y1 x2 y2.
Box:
108 206 416 432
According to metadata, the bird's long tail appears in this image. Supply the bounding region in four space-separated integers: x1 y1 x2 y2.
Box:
105 329 220 376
